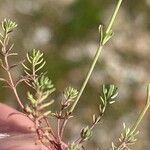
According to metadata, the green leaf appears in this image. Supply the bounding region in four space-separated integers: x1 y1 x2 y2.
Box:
80 126 92 141
39 100 54 110
43 110 51 117
37 74 55 92
68 142 82 150
23 49 46 78
101 84 118 105
25 105 33 114
2 19 17 33
27 91 36 105
102 30 114 45
98 24 104 45
64 86 78 100
119 123 139 144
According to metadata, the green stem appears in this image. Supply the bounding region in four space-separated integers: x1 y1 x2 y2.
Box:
70 45 102 113
106 0 123 34
69 0 123 114
130 85 150 134
131 103 150 134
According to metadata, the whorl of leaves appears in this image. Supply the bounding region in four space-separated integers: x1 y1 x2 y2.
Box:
110 123 139 150
22 49 46 80
2 19 17 34
64 86 78 100
99 84 118 114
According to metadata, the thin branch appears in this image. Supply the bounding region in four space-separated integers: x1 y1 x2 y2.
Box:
57 118 61 143
69 0 123 114
60 116 73 139
4 54 24 109
1 30 25 109
43 117 57 140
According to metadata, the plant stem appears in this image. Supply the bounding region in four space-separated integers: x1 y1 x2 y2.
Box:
2 32 24 109
4 55 24 109
60 118 69 138
69 45 102 113
69 0 123 114
57 118 61 142
117 102 150 150
44 117 57 140
106 0 123 34
130 101 150 134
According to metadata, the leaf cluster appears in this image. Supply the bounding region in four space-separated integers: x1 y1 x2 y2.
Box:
2 18 17 34
68 142 82 150
80 126 92 141
99 25 113 45
22 49 55 121
61 87 78 110
110 123 139 150
99 84 118 114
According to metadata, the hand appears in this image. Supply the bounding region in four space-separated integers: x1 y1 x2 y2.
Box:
0 103 46 150
0 103 67 150
0 103 34 133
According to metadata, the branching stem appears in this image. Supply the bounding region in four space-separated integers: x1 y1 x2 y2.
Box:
69 0 123 114
2 32 24 109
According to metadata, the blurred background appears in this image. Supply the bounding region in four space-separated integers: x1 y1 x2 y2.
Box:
0 0 150 149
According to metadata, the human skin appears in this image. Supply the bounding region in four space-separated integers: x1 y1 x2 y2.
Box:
0 103 34 133
0 103 45 150
0 103 67 150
